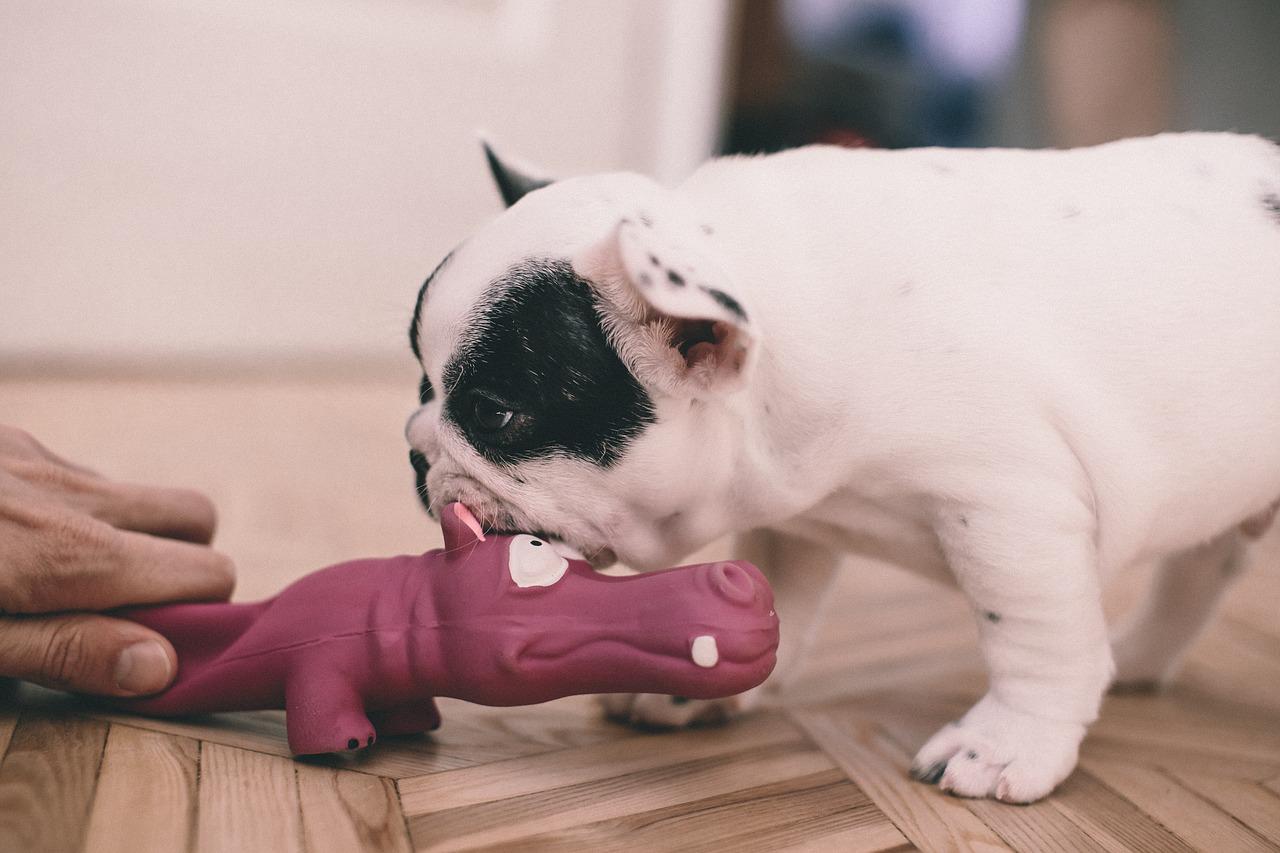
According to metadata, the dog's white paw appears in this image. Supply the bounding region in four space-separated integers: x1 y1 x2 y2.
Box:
909 694 1085 803
598 688 760 729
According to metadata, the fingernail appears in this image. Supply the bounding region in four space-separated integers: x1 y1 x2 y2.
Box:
114 641 172 694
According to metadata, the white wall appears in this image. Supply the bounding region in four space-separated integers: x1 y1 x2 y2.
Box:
0 0 731 363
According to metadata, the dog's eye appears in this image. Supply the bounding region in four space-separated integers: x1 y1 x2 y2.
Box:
472 397 515 432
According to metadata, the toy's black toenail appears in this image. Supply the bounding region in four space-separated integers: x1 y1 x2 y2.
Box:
347 738 358 749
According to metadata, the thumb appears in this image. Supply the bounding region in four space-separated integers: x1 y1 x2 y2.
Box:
0 613 177 697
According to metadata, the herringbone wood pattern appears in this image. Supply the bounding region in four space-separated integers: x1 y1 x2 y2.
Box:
1 370 1277 852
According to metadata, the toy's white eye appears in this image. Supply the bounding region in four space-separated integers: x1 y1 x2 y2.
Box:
508 535 568 588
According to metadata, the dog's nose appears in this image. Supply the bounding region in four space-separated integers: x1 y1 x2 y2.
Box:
707 561 759 606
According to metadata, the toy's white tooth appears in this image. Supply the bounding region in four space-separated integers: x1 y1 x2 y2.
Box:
691 635 718 668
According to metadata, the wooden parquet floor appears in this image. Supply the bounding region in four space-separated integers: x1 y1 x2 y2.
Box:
1 370 1278 852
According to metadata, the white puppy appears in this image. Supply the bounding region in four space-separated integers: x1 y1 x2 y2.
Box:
405 133 1280 802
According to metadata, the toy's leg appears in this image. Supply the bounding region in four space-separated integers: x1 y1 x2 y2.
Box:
602 528 839 728
284 667 376 754
910 500 1112 803
369 699 441 737
1112 530 1246 688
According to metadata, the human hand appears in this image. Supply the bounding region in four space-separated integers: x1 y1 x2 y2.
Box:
0 426 234 697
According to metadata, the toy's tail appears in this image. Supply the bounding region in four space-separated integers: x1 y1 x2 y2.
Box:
117 600 270 671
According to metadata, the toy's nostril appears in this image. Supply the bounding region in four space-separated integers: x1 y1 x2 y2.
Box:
709 561 757 605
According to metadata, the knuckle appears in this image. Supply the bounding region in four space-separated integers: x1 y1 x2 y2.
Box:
8 511 114 613
0 426 40 454
39 617 97 688
12 459 80 492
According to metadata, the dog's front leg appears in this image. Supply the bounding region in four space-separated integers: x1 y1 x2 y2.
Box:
601 528 838 728
911 502 1113 803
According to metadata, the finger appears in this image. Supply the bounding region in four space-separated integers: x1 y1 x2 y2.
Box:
4 458 218 544
0 426 99 477
0 612 176 696
86 481 219 544
1 510 235 614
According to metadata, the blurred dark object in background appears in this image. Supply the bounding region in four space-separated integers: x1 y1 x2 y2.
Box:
724 0 1280 155
725 0 1026 152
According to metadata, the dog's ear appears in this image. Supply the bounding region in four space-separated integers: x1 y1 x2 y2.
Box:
481 139 552 208
573 209 756 397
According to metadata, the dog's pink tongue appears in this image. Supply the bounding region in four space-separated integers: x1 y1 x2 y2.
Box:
452 503 486 542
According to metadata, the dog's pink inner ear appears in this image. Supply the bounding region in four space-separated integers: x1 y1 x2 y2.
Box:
672 320 744 373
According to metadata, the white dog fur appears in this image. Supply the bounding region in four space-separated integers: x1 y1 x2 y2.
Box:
407 133 1280 802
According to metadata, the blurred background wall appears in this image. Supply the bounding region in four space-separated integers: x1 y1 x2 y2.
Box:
2 0 1277 369
0 0 731 366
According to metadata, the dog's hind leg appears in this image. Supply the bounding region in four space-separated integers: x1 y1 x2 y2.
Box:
1111 529 1247 689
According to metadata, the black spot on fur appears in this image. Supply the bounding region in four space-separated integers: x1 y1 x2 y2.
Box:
443 259 655 467
958 514 968 527
638 271 653 288
966 750 979 760
700 223 715 235
1264 192 1280 223
648 254 661 267
667 269 686 287
1060 205 1082 219
639 213 653 227
985 611 1001 623
699 286 747 321
409 252 454 361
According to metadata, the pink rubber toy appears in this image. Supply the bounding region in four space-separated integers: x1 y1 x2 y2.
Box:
114 503 778 754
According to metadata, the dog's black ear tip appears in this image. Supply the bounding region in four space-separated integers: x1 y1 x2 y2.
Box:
478 135 553 208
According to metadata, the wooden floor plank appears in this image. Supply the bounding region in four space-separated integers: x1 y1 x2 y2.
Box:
197 742 304 853
460 769 906 853
962 796 1113 853
82 726 198 853
399 712 799 816
37 684 618 781
0 712 109 853
1091 689 1280 764
1165 770 1280 847
1082 758 1277 853
297 761 412 853
406 739 836 852
1046 770 1195 853
790 709 1010 853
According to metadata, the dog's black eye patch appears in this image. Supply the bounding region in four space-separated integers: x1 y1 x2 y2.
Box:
442 258 654 466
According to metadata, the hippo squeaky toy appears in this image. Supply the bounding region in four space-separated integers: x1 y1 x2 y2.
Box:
112 503 779 754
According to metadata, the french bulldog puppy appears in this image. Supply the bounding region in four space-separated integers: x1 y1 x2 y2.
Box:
405 133 1280 802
